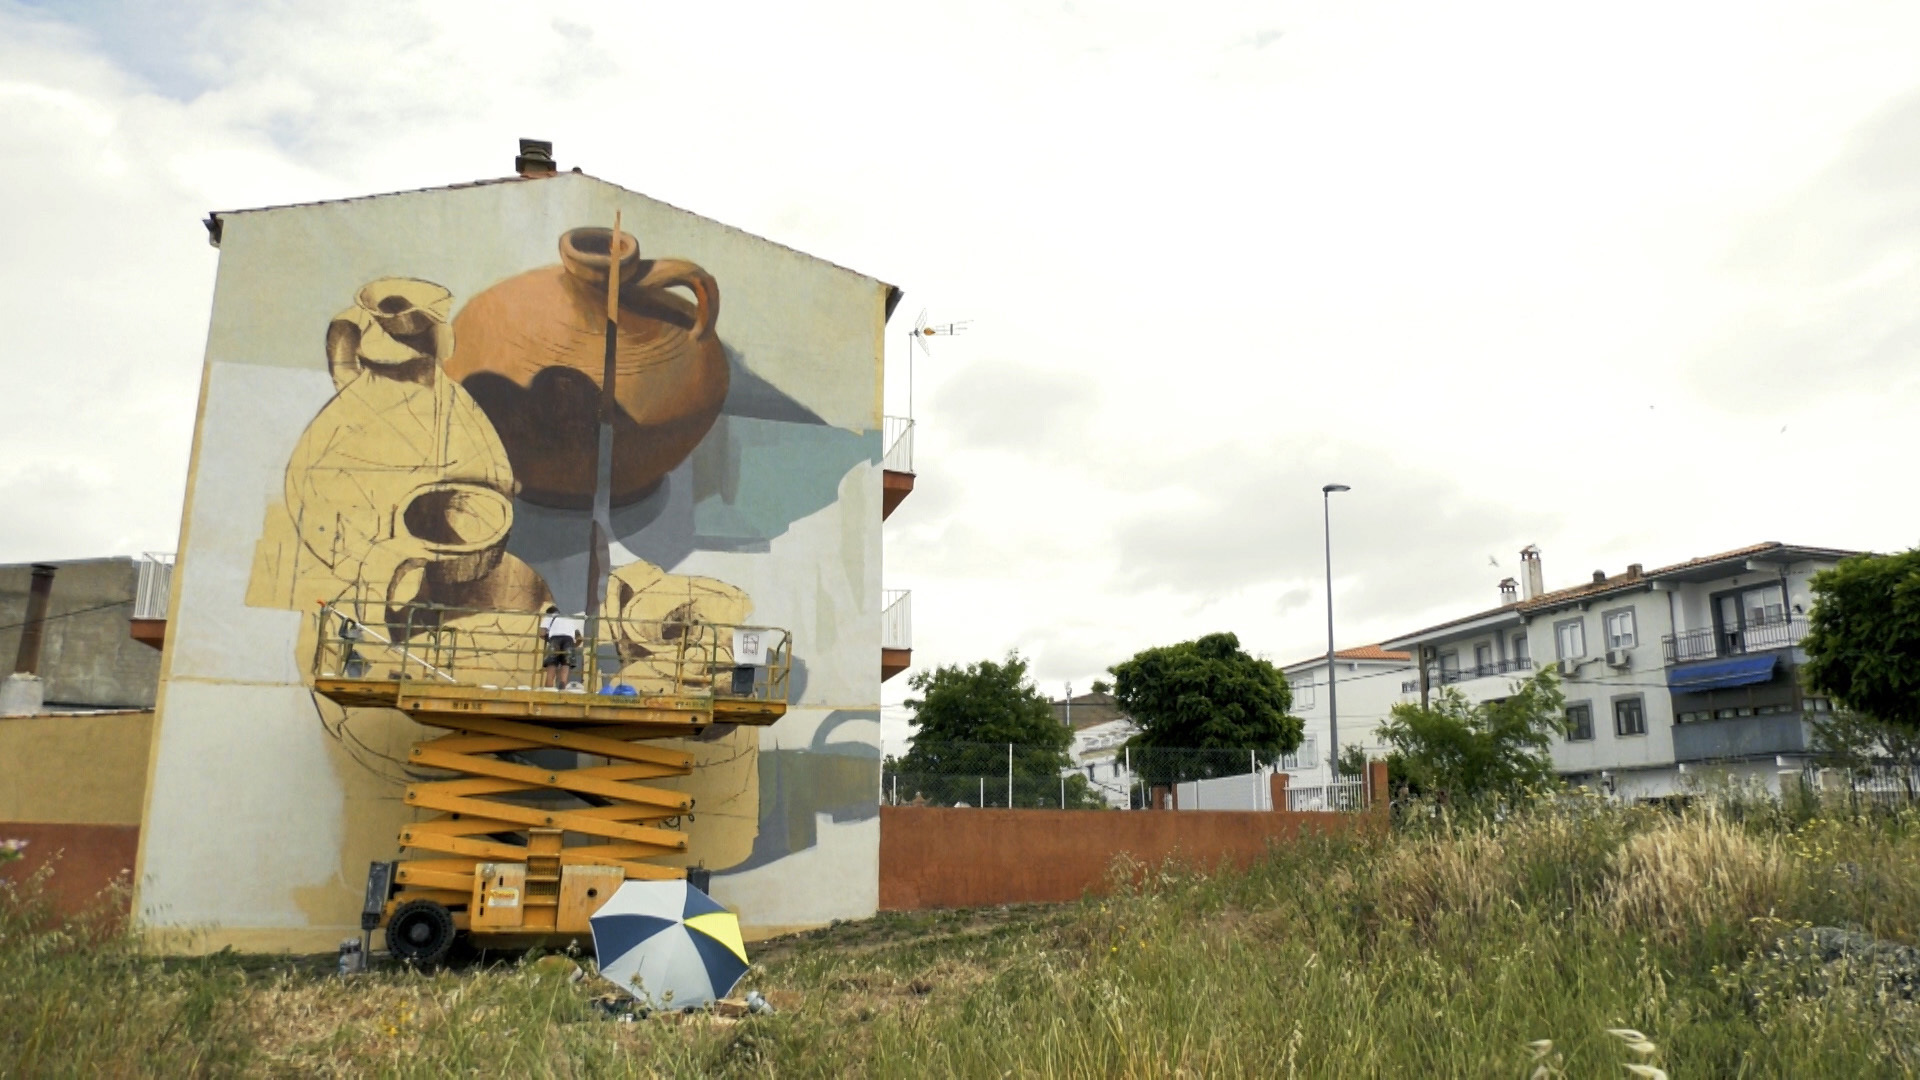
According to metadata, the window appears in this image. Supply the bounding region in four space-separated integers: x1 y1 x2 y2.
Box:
1614 697 1647 737
1555 619 1587 659
1512 633 1529 662
1604 609 1637 649
1439 652 1460 683
1474 643 1493 674
1296 680 1316 710
1566 703 1594 741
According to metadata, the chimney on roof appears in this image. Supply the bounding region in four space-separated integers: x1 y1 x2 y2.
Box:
1520 545 1544 600
1499 578 1519 605
1592 570 1606 584
12 564 57 676
1627 563 1643 578
1 564 56 717
515 139 556 178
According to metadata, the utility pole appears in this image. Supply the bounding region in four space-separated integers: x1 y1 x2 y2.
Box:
1322 484 1350 780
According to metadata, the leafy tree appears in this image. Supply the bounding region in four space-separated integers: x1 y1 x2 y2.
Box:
1802 548 1920 735
1110 632 1300 784
1336 743 1371 780
1089 678 1112 696
894 653 1087 807
1376 668 1567 803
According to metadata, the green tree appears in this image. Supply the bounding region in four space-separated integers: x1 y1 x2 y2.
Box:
1376 668 1567 803
1110 632 1300 784
1802 547 1920 735
894 653 1083 807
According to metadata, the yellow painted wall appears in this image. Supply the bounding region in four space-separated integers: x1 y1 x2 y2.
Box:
0 711 153 825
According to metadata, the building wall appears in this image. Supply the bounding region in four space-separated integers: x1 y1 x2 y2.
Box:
0 558 160 708
1527 589 1679 776
0 710 153 916
135 173 891 951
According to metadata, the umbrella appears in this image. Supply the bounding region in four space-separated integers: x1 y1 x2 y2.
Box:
589 879 749 1008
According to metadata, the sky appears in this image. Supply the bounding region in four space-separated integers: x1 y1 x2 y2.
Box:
3 0 1919 751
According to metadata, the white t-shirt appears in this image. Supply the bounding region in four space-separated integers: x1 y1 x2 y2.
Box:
542 614 585 640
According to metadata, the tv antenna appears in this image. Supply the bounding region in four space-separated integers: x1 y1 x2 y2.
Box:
906 308 969 420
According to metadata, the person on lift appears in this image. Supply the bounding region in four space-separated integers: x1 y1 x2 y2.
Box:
541 605 585 688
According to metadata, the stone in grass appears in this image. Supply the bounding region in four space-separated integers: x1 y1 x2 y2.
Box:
1783 927 1920 998
527 955 586 984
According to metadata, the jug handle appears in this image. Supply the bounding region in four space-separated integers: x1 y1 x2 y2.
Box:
634 259 719 340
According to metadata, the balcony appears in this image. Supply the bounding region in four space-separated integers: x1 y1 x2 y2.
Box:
1672 711 1813 763
882 588 911 682
130 552 173 651
1435 656 1533 687
1663 615 1808 664
882 416 914 520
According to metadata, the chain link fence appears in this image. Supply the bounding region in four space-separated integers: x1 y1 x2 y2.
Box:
881 741 1353 811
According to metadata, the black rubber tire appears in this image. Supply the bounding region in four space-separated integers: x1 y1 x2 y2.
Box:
385 899 457 968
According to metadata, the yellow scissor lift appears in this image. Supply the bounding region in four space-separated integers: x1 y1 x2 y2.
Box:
310 601 790 965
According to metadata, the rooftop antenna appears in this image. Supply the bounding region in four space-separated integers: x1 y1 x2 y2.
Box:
907 308 968 420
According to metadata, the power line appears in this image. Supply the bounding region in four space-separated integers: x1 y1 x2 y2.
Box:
0 598 133 634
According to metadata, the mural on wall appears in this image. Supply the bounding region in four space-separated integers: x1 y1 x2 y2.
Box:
243 225 805 871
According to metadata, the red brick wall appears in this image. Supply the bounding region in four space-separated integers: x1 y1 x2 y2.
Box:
879 803 1382 911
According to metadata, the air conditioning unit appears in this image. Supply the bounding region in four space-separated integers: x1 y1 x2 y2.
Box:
1606 648 1631 668
1558 658 1580 677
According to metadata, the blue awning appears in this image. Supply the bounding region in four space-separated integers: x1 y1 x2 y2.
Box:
1668 654 1779 692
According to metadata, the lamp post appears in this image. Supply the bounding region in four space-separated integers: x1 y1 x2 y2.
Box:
1322 483 1350 781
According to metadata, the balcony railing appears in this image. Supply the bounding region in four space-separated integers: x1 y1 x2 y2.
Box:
1663 615 1808 664
883 589 912 651
134 552 174 619
1433 656 1533 686
883 416 914 474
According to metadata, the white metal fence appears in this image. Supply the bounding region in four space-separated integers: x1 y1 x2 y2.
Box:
883 416 914 473
1172 770 1276 811
134 552 174 619
1287 780 1366 812
882 589 912 651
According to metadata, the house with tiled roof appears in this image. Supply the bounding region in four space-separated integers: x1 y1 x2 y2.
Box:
1382 541 1862 800
1279 645 1412 787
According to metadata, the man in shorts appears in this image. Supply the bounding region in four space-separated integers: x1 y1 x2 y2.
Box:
540 606 585 688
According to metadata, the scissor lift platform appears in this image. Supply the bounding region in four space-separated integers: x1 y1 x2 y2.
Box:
309 602 791 964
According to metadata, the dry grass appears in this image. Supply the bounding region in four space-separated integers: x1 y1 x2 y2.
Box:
6 792 1920 1077
1605 810 1789 943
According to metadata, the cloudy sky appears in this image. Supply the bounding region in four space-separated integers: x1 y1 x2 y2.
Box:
4 0 1919 746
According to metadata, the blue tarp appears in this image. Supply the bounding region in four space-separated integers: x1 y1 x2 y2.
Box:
1668 654 1779 692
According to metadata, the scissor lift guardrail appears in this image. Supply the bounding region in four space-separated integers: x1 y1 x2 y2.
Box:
307 600 790 956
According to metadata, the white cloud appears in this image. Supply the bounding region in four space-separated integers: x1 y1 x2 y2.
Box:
4 0 1920 754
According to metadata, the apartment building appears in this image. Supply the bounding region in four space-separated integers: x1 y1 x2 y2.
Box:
1383 542 1858 800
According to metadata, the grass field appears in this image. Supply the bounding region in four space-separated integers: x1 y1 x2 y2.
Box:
5 788 1919 1077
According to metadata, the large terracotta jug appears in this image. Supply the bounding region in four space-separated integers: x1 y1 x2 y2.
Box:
445 227 730 509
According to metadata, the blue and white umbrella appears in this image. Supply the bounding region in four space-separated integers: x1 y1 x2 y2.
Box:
589 879 749 1009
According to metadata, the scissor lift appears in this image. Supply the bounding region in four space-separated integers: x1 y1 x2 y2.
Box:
310 602 789 964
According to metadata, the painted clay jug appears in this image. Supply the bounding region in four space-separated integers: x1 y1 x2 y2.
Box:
445 227 730 509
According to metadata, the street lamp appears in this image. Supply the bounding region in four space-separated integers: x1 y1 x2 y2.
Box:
1322 483 1350 781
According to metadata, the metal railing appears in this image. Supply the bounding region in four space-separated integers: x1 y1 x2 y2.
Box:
883 741 1363 812
1664 615 1808 664
883 416 915 473
134 552 174 619
883 589 912 651
310 599 792 703
1287 779 1366 812
1436 656 1533 685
